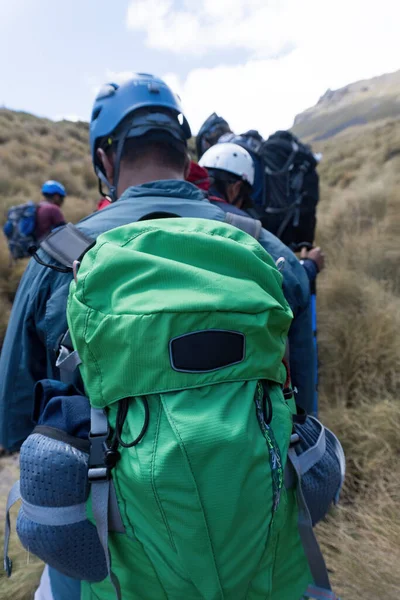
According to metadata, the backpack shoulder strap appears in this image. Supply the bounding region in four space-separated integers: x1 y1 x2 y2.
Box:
286 427 341 600
39 223 95 269
224 212 262 241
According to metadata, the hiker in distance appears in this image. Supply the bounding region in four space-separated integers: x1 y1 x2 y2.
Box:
36 180 66 240
2 180 66 261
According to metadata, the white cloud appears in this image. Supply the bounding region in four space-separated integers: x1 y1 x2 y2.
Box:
167 43 400 137
127 0 399 135
104 70 138 85
107 1 400 136
126 0 296 57
127 0 399 59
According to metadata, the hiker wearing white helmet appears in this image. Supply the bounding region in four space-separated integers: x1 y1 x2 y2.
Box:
199 142 255 209
200 142 324 280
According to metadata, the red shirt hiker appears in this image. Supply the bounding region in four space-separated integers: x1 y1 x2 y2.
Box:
35 201 65 241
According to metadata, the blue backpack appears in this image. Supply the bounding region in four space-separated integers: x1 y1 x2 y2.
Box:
3 201 37 259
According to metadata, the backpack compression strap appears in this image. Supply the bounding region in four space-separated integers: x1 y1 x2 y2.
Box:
224 212 262 240
88 408 122 600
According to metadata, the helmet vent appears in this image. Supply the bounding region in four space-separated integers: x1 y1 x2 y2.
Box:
91 107 102 122
148 81 160 94
96 83 119 101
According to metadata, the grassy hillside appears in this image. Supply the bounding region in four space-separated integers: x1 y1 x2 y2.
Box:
0 109 98 345
0 110 400 599
311 118 400 597
292 69 400 141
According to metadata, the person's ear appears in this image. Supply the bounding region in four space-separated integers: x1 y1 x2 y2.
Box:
226 180 243 206
97 148 114 183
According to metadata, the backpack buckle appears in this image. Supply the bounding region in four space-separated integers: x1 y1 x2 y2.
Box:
89 430 109 463
88 408 111 481
73 260 81 282
88 467 110 482
290 433 300 446
4 555 12 577
283 387 294 400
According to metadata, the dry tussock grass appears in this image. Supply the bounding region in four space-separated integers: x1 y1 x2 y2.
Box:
0 111 399 599
0 110 98 350
313 118 400 598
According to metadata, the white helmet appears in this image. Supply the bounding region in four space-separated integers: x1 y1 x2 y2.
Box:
198 142 255 186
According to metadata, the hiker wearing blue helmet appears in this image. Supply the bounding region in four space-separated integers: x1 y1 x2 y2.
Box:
90 77 191 200
0 71 313 444
0 73 313 599
36 180 66 240
41 180 66 197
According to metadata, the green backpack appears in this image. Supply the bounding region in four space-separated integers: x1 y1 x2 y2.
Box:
61 216 324 599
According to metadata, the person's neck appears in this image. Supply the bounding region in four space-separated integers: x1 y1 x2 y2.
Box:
208 186 227 202
117 165 183 196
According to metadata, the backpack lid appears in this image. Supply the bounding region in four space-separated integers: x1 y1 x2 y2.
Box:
67 218 292 407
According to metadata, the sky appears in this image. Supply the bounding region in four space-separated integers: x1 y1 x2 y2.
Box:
0 0 399 136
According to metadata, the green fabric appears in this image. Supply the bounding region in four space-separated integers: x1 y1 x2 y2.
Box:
67 217 310 599
67 218 291 407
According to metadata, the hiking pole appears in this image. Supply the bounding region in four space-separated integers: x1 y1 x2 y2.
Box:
309 269 318 417
295 242 319 417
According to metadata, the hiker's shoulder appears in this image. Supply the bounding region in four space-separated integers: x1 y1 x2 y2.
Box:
36 201 62 219
77 181 225 237
259 228 292 260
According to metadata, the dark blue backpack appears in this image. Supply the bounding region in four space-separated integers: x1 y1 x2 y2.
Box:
3 201 37 259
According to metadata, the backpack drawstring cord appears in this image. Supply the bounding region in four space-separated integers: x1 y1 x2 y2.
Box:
113 397 150 449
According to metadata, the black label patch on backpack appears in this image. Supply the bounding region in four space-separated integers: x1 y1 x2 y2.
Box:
169 330 245 373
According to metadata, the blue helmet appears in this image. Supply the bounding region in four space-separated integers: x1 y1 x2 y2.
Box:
41 180 66 197
89 73 191 199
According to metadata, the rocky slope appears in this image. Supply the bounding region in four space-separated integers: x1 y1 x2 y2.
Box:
292 69 400 141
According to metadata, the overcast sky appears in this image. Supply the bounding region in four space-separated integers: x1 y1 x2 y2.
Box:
0 0 399 136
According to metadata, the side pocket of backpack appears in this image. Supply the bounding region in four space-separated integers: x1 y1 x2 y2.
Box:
16 426 109 582
288 416 346 525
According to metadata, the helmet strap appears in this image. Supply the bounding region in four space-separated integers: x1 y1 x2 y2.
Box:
96 126 130 203
96 168 116 203
111 127 130 202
